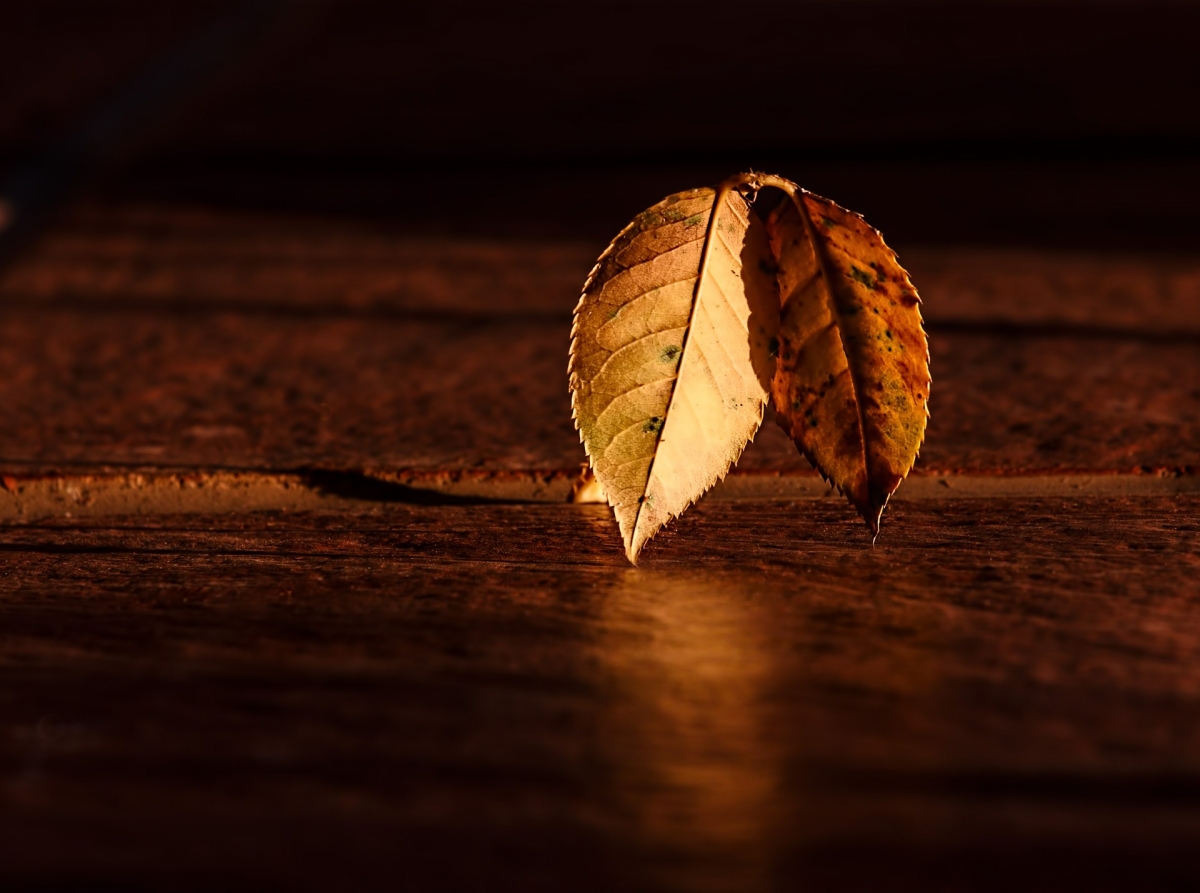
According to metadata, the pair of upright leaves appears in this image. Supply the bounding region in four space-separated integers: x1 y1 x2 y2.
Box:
569 173 930 564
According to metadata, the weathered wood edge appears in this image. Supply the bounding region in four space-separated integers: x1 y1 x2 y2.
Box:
0 467 1195 521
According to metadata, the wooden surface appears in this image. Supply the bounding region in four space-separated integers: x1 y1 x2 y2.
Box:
2 500 1199 891
1 203 1198 477
2 3 1200 890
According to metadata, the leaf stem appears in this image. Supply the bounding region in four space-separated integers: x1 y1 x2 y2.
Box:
720 172 799 197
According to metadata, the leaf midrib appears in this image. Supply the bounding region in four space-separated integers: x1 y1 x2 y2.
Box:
630 185 734 544
792 192 876 530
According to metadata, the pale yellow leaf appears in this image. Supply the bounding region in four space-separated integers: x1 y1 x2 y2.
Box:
569 184 778 563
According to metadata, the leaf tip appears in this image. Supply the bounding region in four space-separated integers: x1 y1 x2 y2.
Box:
859 503 883 541
858 479 897 541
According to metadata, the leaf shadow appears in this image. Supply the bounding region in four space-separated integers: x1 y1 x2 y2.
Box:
300 470 513 506
742 198 783 396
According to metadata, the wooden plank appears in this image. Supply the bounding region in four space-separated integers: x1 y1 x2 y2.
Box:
0 304 1195 476
0 468 1197 524
6 203 1200 330
0 204 594 317
1 205 1197 479
1 498 1198 889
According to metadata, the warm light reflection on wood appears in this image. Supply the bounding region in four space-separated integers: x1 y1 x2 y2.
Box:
597 569 783 887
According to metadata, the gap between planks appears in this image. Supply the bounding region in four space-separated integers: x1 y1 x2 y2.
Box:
0 468 1195 520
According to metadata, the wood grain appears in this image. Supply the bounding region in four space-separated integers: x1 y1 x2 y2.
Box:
6 203 1200 329
0 305 1195 477
1 498 1198 890
1 208 1197 479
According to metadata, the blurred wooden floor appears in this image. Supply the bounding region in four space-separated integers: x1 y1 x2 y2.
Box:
1 3 1199 891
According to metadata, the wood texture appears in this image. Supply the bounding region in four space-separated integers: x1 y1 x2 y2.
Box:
1 499 1198 890
0 210 1197 480
0 304 1195 477
6 204 1200 329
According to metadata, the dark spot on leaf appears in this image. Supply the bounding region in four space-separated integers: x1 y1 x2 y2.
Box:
683 214 704 227
821 216 837 229
637 210 666 231
850 266 876 289
661 344 682 362
643 417 664 434
768 337 779 358
758 258 779 276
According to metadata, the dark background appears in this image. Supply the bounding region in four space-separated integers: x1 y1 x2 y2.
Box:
3 0 1199 251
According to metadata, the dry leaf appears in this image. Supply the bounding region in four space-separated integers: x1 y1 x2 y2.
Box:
569 184 778 563
754 174 930 535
